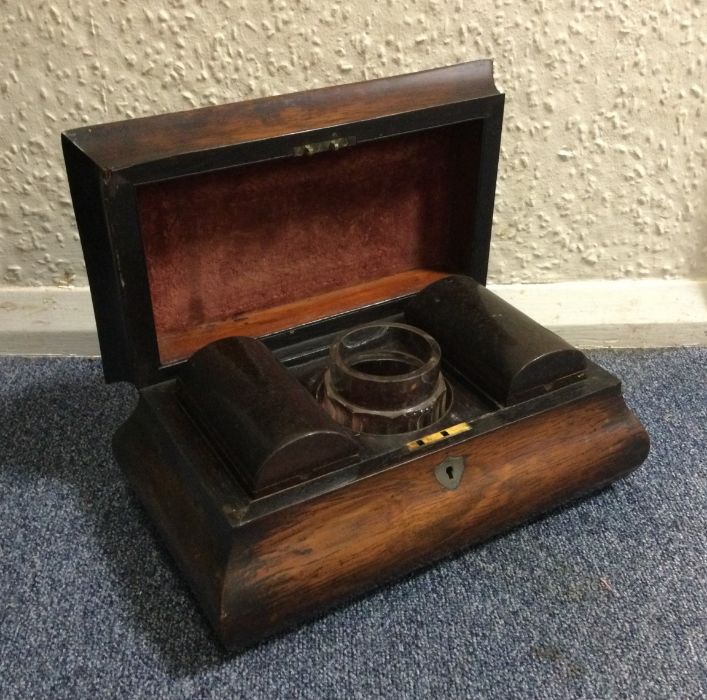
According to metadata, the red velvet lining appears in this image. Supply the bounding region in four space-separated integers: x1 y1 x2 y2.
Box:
137 123 481 361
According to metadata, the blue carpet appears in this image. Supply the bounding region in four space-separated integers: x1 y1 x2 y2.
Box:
0 349 705 699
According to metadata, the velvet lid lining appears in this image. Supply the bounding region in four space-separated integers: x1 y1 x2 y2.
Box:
136 122 481 363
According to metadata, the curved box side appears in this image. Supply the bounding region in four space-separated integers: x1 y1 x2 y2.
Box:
113 398 235 632
114 388 649 649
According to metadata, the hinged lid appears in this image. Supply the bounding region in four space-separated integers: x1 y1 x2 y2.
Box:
62 60 504 387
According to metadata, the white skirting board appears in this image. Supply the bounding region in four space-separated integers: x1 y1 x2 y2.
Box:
0 279 705 357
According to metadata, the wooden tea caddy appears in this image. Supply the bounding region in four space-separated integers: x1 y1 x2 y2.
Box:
62 60 649 650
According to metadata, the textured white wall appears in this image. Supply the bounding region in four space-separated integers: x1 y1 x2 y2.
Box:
0 0 705 288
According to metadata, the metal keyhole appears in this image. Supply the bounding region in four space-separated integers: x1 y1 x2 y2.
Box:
435 456 464 490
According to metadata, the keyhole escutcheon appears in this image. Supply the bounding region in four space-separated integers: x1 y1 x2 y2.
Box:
435 456 465 490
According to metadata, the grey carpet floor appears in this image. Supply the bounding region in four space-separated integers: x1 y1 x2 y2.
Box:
0 349 705 699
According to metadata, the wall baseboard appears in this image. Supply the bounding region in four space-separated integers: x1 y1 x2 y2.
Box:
1 280 705 357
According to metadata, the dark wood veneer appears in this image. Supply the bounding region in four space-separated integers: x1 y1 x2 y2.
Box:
62 60 502 386
62 60 649 651
115 386 648 649
65 60 497 171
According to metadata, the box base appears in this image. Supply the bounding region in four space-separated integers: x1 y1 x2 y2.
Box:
114 383 648 650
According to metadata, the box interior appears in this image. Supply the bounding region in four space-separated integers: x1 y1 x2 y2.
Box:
143 293 610 509
136 121 482 364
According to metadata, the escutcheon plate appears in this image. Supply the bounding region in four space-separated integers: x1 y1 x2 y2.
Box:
435 456 465 490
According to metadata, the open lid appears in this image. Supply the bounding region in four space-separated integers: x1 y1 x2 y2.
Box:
62 60 504 387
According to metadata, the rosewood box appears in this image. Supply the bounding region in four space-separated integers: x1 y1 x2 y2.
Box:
62 60 649 649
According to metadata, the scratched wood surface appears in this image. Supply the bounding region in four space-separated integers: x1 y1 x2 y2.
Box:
64 61 497 171
116 388 649 649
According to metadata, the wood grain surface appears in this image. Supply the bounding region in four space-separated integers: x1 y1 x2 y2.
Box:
65 61 497 170
152 388 644 648
116 381 648 649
